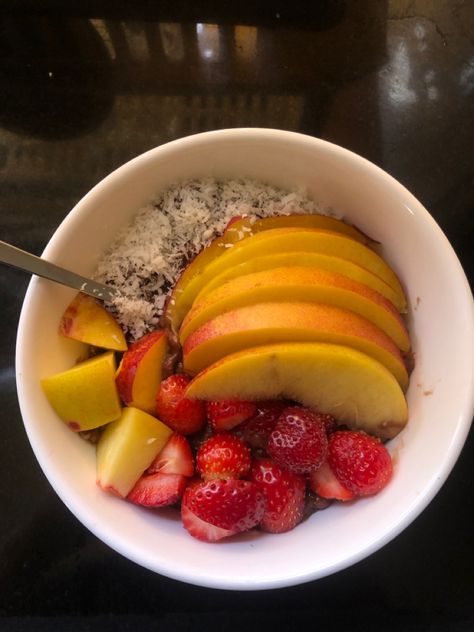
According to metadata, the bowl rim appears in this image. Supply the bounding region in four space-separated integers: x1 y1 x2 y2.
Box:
15 128 474 590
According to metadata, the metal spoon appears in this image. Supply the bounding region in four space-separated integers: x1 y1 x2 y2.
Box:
0 240 120 302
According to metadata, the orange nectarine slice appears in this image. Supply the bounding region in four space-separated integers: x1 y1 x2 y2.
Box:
185 342 408 439
224 213 374 245
179 267 410 352
115 330 167 415
59 293 127 351
182 302 409 389
195 251 406 312
165 222 383 333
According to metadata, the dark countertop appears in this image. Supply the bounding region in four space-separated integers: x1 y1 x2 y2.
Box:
1 2 473 630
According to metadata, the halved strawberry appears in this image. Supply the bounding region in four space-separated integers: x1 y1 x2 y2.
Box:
181 504 236 543
147 432 194 477
206 399 257 432
267 406 328 474
250 458 306 534
181 478 265 542
156 374 206 435
127 472 187 508
196 433 251 480
308 460 354 501
328 430 393 497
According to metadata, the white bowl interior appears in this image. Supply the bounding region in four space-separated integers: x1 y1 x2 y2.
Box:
16 129 474 590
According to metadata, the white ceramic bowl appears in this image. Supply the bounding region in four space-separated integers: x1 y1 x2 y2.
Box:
16 129 474 590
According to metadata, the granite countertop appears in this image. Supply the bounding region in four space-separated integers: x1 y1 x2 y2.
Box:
0 1 473 630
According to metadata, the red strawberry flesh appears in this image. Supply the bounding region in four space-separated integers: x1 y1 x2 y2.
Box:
250 458 306 534
127 472 187 508
308 460 355 501
328 430 393 496
206 399 257 431
268 406 328 474
181 478 265 536
196 433 251 480
237 400 287 450
156 374 206 435
147 432 194 477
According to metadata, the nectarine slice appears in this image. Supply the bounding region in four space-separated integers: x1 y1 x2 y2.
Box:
183 302 409 389
185 343 408 439
115 330 167 415
96 406 173 497
41 351 121 431
179 267 410 352
59 293 127 351
195 252 406 312
224 214 374 245
165 223 387 333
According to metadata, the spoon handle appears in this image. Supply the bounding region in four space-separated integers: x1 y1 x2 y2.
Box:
0 240 120 302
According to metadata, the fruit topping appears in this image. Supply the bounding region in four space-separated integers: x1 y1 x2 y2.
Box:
116 330 168 415
328 430 393 496
267 406 328 474
196 434 251 480
206 399 257 431
147 432 194 477
156 374 206 435
236 400 287 450
250 458 306 534
181 478 266 542
308 459 355 501
127 472 187 508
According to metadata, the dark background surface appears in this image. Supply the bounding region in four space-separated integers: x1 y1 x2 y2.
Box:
1 1 473 630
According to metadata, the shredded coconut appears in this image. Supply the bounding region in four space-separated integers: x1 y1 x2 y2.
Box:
94 178 330 340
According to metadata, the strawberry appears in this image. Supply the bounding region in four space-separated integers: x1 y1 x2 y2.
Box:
206 399 257 432
236 400 287 450
250 458 306 533
156 374 206 435
127 472 187 508
308 460 355 501
318 413 338 435
328 430 393 497
196 433 251 480
147 432 194 477
267 406 328 474
181 479 266 542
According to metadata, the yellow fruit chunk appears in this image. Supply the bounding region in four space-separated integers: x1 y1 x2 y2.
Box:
41 352 121 431
179 267 410 352
195 251 406 312
59 293 127 351
115 330 167 414
165 221 383 334
186 343 408 439
96 406 173 497
183 302 409 390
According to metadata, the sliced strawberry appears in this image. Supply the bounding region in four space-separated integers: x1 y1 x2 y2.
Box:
196 433 251 480
156 374 206 435
328 430 393 497
181 503 236 542
181 478 265 542
127 472 187 508
308 460 354 501
206 399 257 432
250 458 306 534
236 400 286 450
267 406 328 474
147 433 194 477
